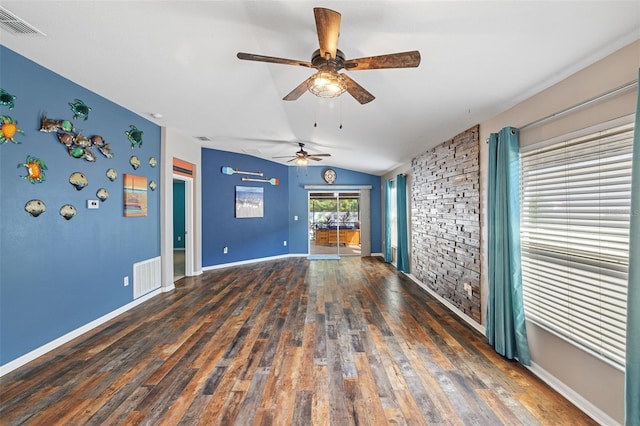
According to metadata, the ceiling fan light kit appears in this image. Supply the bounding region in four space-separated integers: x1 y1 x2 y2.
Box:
307 71 346 98
272 142 331 166
237 7 420 104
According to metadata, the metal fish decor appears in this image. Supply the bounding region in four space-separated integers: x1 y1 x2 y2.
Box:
40 113 74 133
40 103 115 161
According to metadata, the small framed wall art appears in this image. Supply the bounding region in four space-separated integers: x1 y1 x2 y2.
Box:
123 174 147 217
235 186 263 218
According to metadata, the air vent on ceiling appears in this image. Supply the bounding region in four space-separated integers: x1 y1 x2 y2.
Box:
195 136 211 142
0 6 45 35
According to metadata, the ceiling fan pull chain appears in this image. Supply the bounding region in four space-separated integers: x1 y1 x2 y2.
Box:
314 101 319 128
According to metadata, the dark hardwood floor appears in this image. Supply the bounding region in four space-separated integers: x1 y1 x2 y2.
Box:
0 256 595 425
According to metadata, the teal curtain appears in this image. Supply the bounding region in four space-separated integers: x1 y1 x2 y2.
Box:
625 71 640 426
396 174 410 273
486 127 531 365
384 179 393 262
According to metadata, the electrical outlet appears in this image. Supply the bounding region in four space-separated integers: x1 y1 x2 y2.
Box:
294 215 298 221
87 200 99 209
223 246 228 254
123 276 129 286
283 240 287 246
464 282 472 297
177 236 181 241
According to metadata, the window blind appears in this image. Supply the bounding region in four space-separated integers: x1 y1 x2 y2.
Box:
520 122 634 369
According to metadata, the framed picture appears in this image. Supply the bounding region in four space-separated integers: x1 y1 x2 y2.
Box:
235 186 263 218
123 174 147 217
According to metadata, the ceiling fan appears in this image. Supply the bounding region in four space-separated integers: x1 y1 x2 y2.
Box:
273 142 330 165
237 7 420 104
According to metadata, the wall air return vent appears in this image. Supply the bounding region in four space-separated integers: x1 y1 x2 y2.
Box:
0 6 45 35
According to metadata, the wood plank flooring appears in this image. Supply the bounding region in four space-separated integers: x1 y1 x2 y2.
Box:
0 256 596 425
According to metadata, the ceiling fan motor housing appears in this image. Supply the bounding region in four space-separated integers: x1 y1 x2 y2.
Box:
311 48 346 71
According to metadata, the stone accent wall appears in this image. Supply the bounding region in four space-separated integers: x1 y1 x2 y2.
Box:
411 125 481 322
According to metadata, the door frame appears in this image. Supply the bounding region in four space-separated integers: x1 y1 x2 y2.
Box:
173 173 194 277
304 185 372 257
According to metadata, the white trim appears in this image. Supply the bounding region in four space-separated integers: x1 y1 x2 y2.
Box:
520 113 635 153
406 273 486 335
407 271 618 425
0 288 163 377
202 253 306 271
173 174 195 277
304 185 372 190
526 362 620 426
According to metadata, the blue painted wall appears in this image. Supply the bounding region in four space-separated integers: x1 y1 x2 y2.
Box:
173 181 186 249
202 149 290 265
201 148 381 266
0 46 161 365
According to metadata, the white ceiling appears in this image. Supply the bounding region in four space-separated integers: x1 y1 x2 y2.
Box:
2 1 639 175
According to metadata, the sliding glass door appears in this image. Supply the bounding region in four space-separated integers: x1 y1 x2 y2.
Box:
309 192 361 257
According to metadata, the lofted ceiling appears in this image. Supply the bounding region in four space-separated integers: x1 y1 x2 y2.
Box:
1 1 639 175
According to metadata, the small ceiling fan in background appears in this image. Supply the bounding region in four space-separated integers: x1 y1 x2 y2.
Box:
273 142 331 165
237 7 421 104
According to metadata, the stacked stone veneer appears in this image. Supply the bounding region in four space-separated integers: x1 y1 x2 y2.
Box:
411 125 481 322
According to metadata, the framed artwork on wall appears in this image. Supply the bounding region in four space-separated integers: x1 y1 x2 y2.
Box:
235 186 263 218
123 173 147 217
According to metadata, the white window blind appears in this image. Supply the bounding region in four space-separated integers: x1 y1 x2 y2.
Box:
520 122 634 369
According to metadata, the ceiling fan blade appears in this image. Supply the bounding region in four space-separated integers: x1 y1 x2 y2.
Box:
283 77 313 101
237 52 313 68
343 51 421 70
341 74 375 104
272 155 297 159
308 153 331 157
314 8 341 60
308 157 324 161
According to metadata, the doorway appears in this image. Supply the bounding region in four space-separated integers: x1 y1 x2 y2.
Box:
172 174 194 282
309 191 361 257
173 179 186 281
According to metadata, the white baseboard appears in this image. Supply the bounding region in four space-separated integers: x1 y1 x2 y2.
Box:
405 272 618 425
0 288 163 377
406 273 485 335
526 362 620 426
202 253 306 271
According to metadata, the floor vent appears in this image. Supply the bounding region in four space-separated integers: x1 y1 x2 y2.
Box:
133 256 161 299
0 7 45 35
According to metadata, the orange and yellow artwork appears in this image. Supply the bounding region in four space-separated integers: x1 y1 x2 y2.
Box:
123 174 147 217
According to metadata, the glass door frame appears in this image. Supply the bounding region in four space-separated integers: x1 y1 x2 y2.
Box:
308 191 361 257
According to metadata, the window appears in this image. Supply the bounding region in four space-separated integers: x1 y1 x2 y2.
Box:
520 121 634 369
